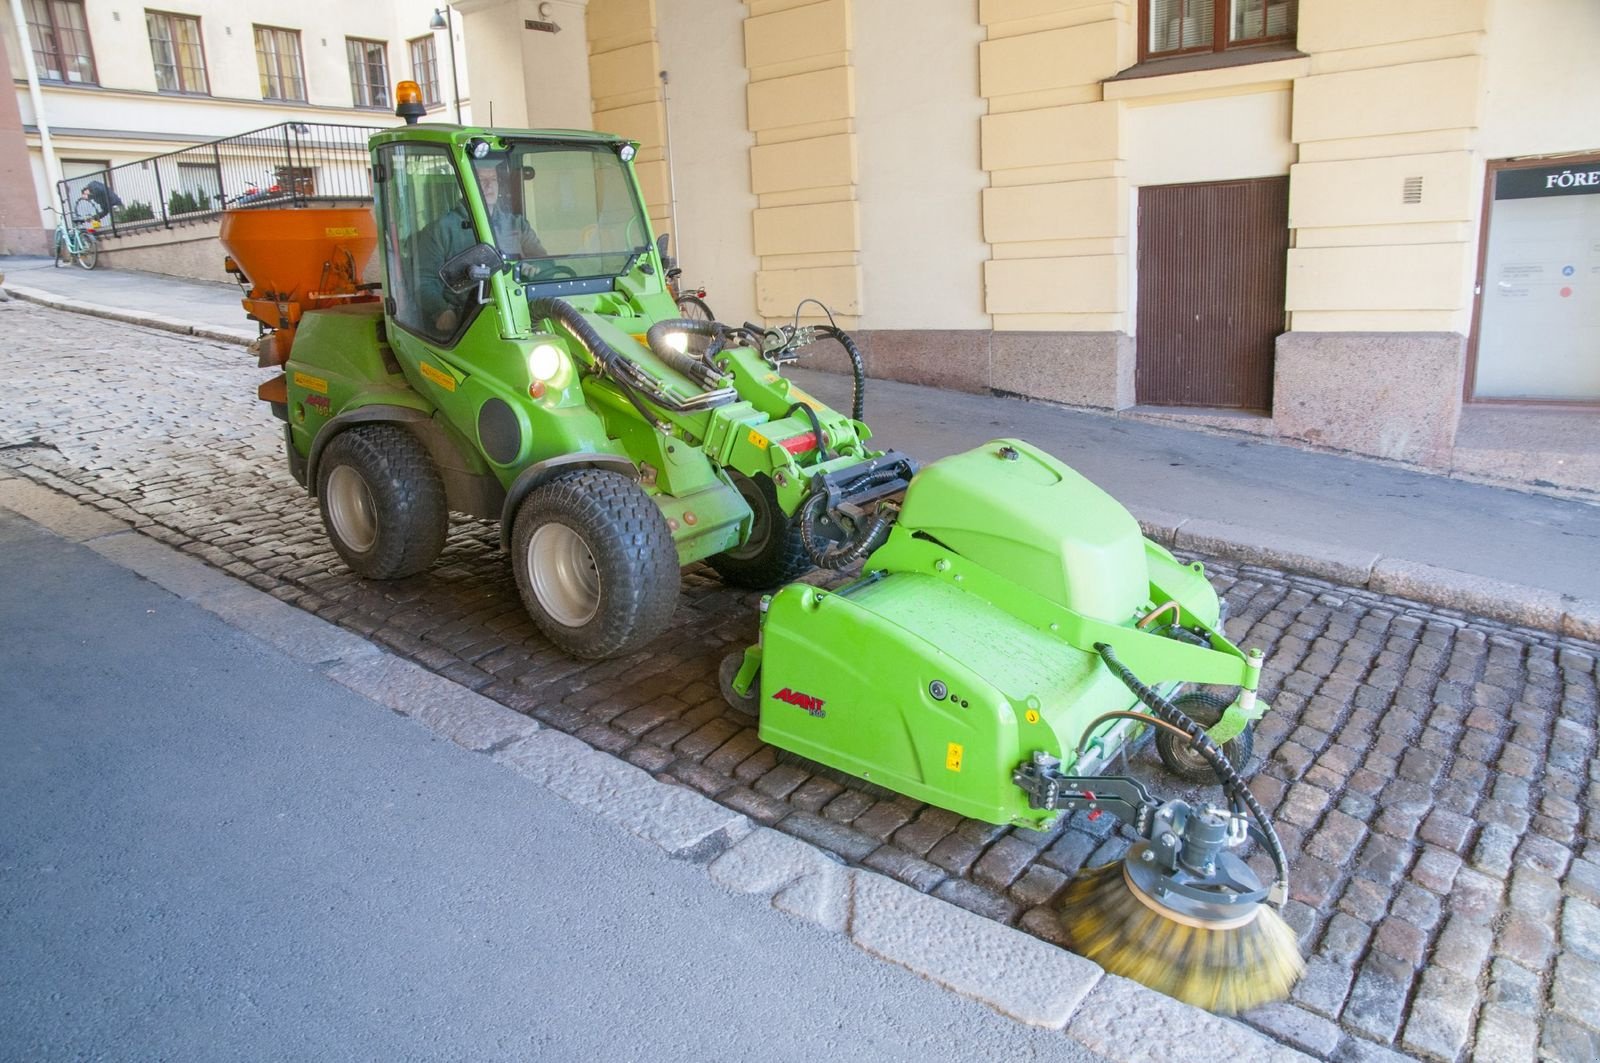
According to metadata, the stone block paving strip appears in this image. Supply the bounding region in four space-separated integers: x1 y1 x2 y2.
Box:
3 299 1598 1061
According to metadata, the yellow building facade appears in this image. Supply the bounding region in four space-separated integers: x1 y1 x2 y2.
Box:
6 0 1597 491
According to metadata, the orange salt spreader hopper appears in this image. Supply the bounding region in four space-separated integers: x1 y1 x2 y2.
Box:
219 206 380 404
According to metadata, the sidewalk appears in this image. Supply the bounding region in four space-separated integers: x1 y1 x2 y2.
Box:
4 256 1597 633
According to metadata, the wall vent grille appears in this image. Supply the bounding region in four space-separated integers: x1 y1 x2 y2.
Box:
1403 176 1424 204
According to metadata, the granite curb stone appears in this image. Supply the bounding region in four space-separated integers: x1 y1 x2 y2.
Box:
1175 517 1382 590
1067 975 1313 1063
6 284 202 338
849 871 1101 1029
0 476 132 542
326 653 540 753
493 730 753 859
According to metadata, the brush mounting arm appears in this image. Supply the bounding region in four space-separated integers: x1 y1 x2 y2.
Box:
1013 755 1161 831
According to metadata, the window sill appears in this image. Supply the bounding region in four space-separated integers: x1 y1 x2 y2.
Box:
1103 48 1308 102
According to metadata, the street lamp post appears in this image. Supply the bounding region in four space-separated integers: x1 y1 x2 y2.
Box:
429 7 462 124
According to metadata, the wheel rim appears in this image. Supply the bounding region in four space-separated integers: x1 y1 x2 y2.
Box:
326 465 378 553
1169 735 1218 775
1166 697 1234 773
527 522 601 627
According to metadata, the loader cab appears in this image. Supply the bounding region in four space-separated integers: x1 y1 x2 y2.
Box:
371 126 655 351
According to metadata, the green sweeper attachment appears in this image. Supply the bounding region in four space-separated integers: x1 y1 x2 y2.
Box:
721 438 1304 1013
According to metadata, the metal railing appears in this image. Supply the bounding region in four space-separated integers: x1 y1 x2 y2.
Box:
56 122 384 237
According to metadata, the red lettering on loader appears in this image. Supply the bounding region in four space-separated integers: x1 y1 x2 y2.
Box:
772 687 827 718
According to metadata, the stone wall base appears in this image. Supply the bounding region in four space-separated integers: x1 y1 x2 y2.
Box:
1 225 52 256
1273 332 1466 466
98 220 233 284
842 329 1134 410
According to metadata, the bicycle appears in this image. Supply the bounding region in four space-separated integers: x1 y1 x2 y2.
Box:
666 266 713 322
46 205 100 270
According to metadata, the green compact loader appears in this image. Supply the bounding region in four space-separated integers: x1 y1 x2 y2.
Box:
218 82 1301 1013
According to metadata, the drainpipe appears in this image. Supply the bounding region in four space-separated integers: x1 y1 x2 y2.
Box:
9 0 65 215
658 69 680 259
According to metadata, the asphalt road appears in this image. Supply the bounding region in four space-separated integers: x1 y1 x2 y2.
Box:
0 509 1111 1063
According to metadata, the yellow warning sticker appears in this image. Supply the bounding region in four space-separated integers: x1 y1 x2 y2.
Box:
747 429 769 450
789 387 821 410
946 743 964 772
1025 710 1040 725
292 371 328 395
418 361 457 392
324 227 361 238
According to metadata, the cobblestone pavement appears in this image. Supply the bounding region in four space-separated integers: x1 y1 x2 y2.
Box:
4 300 1598 1062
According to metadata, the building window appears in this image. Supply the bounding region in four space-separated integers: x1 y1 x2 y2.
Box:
147 11 208 94
254 25 306 102
408 36 441 107
1143 0 1296 60
346 38 390 110
24 0 97 84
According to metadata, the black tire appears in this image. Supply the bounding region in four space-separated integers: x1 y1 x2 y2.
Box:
511 468 679 659
718 651 759 717
706 472 811 590
1155 690 1255 785
316 424 448 580
675 294 713 322
53 235 69 268
75 232 98 270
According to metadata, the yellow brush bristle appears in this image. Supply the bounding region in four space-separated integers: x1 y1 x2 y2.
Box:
1060 861 1305 1015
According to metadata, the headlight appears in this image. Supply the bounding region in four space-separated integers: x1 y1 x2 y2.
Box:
528 343 563 381
661 331 689 354
618 143 637 162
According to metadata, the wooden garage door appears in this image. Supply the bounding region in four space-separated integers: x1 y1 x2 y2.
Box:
1135 177 1288 411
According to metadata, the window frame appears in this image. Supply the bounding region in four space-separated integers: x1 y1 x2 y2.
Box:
408 35 442 108
24 0 98 85
346 37 391 110
253 24 307 102
1139 0 1297 64
376 142 479 348
146 10 210 96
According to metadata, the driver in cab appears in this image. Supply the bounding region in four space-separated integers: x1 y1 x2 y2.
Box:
421 159 547 333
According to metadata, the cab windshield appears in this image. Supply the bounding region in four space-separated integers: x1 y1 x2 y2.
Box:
468 141 648 283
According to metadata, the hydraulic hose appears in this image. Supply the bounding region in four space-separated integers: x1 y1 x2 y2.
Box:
783 401 829 463
798 467 902 570
815 325 865 421
531 297 734 424
645 317 726 390
530 296 665 428
1094 642 1291 906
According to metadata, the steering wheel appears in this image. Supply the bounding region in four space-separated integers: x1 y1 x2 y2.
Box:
521 261 577 282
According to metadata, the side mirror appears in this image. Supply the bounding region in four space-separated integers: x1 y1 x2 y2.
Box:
440 242 505 295
656 232 676 272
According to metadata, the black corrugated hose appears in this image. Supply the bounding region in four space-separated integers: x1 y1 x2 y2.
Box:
644 317 726 390
530 296 669 429
815 325 865 421
1093 641 1291 904
797 467 902 569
